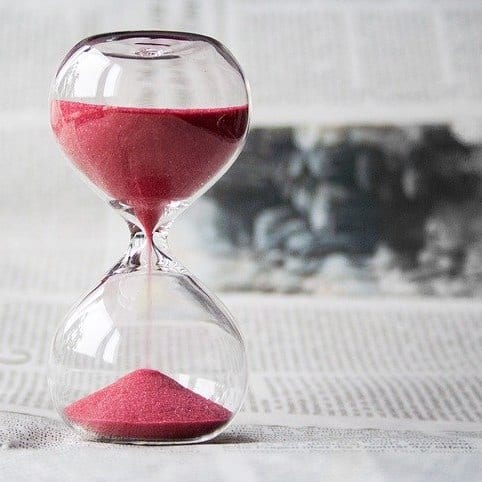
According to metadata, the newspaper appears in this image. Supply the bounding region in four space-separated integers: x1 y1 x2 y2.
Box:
220 0 482 127
2 0 482 128
1 1 482 479
2 410 481 482
2 148 482 448
1 0 482 419
2 286 482 432
1 134 482 463
3 284 482 481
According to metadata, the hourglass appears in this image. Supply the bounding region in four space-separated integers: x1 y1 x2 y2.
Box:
48 31 249 444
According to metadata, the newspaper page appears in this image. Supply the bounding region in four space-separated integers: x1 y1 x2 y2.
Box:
2 0 482 128
1 0 482 470
2 410 481 482
2 278 482 459
1 0 482 424
1 123 482 438
219 0 482 126
2 286 482 433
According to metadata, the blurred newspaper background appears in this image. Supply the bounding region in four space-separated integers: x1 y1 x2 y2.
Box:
1 0 482 298
2 2 482 479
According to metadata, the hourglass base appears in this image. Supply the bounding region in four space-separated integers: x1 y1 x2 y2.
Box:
70 422 232 446
70 420 232 445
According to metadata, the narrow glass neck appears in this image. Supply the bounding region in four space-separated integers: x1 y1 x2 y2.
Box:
129 226 169 251
115 227 180 273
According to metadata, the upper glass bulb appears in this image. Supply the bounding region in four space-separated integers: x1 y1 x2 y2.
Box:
50 31 249 231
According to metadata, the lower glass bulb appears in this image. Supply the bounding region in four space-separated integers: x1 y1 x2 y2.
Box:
48 240 247 444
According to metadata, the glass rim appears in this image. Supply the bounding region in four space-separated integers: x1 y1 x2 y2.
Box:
57 30 242 75
82 30 223 46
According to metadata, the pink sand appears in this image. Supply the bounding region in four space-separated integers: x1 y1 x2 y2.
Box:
65 369 232 441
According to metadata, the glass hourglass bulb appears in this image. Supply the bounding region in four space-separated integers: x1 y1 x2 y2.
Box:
48 31 250 444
